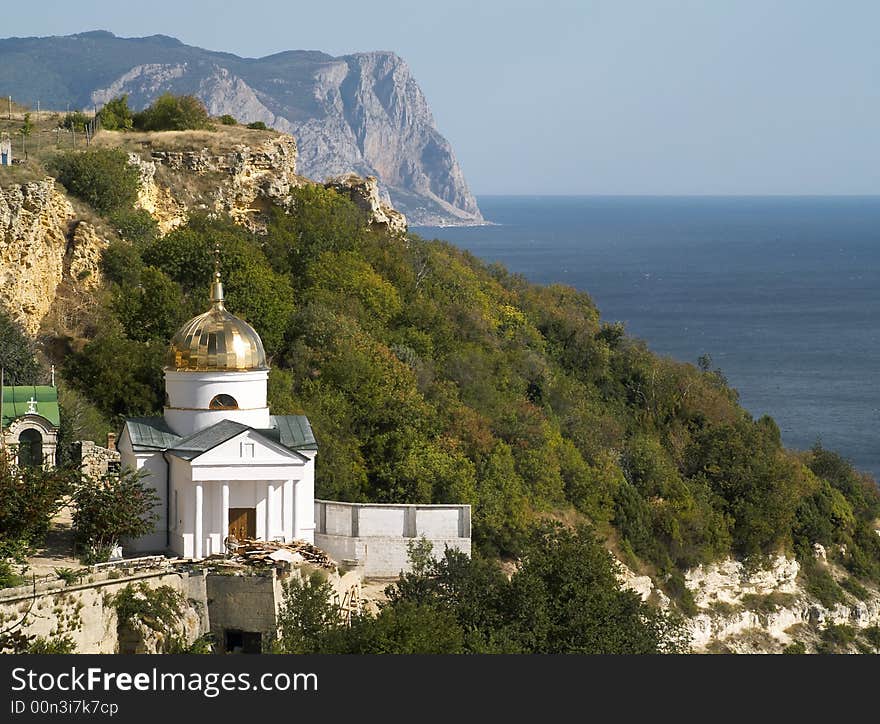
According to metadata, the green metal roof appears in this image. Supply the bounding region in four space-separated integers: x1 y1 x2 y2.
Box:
168 419 250 460
271 415 318 451
124 414 317 459
124 416 181 450
1 385 60 428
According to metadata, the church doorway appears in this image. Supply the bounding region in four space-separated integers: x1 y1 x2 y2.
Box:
17 429 43 468
228 508 256 540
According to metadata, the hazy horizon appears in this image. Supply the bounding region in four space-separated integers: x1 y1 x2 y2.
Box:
3 1 878 196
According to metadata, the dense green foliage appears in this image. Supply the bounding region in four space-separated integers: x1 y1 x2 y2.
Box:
218 114 237 126
133 93 212 132
61 184 880 597
99 94 134 131
274 527 688 653
49 148 140 214
0 455 75 557
246 121 268 130
0 309 38 385
72 468 160 561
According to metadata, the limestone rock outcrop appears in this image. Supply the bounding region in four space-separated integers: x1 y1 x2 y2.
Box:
0 180 74 335
67 222 109 291
617 552 880 653
127 152 187 234
324 174 407 234
132 135 300 232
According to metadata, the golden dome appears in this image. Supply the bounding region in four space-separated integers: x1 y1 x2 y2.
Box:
165 271 267 372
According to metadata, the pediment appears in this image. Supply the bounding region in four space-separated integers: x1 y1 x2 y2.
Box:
172 428 308 466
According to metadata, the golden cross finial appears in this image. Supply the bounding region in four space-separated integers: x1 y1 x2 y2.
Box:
210 243 225 308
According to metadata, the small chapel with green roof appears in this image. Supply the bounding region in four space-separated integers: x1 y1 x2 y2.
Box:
1 384 60 469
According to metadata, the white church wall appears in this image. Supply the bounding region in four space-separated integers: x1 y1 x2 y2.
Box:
119 432 170 554
164 370 270 436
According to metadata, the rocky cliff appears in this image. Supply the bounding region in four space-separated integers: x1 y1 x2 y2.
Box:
0 180 74 336
618 548 880 653
0 32 483 226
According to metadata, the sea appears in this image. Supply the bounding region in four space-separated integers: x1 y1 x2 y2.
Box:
414 196 880 481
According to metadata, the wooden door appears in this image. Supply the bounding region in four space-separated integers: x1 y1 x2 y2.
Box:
228 508 256 540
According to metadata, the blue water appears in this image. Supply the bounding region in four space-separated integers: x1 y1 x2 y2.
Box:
415 196 880 480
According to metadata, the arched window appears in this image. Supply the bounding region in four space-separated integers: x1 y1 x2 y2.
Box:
18 428 43 468
209 394 239 410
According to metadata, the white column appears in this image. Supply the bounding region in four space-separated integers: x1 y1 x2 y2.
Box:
221 483 229 549
266 482 276 541
194 482 203 559
283 479 294 542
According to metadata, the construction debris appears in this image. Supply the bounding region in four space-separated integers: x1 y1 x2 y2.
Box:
221 537 336 570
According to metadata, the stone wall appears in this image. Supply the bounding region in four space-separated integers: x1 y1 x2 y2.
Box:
0 558 208 654
314 499 471 577
78 439 121 477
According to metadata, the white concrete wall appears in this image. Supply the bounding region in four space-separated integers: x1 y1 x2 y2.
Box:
314 500 471 577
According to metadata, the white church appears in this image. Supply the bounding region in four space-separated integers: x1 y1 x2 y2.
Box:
118 266 317 558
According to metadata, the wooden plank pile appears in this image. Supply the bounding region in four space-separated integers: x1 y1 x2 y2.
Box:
225 537 336 570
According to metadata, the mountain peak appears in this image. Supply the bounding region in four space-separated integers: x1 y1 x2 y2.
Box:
0 32 482 225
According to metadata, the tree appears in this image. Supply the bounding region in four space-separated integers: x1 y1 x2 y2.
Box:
218 114 237 126
133 94 212 132
0 310 38 385
99 95 133 131
18 112 33 159
274 571 341 653
0 453 75 556
72 468 159 561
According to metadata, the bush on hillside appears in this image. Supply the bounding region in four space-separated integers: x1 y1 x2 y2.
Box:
49 148 140 214
246 121 268 130
133 93 212 132
218 114 237 126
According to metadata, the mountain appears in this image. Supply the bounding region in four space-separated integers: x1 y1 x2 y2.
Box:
0 31 483 226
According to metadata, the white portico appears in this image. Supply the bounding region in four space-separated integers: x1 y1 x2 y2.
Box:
118 265 317 558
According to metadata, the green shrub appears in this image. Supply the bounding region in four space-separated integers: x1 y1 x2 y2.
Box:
218 114 237 125
133 93 212 131
818 623 857 653
49 148 140 214
27 635 76 654
99 95 133 131
861 625 880 651
246 121 268 130
801 561 844 608
782 640 806 654
60 111 89 132
108 209 158 247
840 576 871 601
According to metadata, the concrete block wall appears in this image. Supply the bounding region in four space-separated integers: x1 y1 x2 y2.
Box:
314 500 472 577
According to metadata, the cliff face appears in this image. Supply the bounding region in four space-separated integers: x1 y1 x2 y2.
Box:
0 180 74 336
125 133 301 233
618 550 880 653
0 32 483 226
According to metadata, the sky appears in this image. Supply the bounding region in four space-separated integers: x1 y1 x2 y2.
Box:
2 1 879 195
